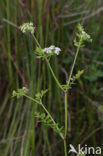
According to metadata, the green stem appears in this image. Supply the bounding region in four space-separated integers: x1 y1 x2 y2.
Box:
32 34 64 91
40 101 64 140
24 94 64 140
64 39 82 156
24 95 40 105
64 91 68 156
64 91 68 137
32 34 41 48
67 40 82 86
64 139 67 156
40 101 56 125
45 58 64 91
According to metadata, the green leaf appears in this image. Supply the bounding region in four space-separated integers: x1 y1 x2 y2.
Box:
12 90 17 98
65 70 84 90
35 89 48 100
34 112 64 135
12 87 28 99
74 70 84 79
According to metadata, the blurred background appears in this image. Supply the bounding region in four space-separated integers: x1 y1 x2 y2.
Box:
0 0 103 155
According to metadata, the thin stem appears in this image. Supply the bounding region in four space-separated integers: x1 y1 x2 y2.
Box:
32 34 41 48
24 94 64 140
40 101 64 140
32 34 64 91
40 101 56 125
64 91 68 137
64 40 82 156
64 91 68 156
24 94 40 105
45 58 64 91
64 139 67 156
67 39 82 86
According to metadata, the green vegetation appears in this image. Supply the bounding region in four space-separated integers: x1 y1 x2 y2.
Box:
0 0 103 155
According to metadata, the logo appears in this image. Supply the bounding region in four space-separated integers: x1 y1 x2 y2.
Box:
68 144 101 155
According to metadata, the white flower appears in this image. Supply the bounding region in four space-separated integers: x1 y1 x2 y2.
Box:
55 47 61 55
20 22 35 34
42 45 61 55
49 45 55 50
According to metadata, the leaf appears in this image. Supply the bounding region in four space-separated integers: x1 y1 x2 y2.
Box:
66 70 84 90
35 89 48 100
40 113 45 119
74 70 84 79
34 112 64 135
41 89 48 97
12 91 17 98
12 87 28 99
45 115 50 120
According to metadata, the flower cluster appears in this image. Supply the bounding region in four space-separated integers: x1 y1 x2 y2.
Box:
42 45 61 55
74 23 92 48
78 23 92 42
20 22 35 34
